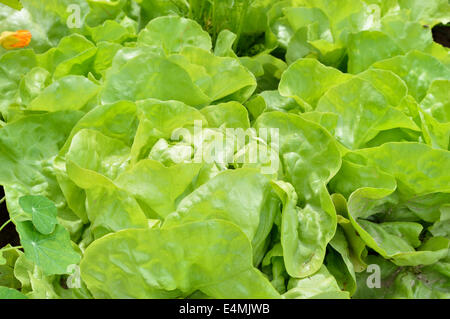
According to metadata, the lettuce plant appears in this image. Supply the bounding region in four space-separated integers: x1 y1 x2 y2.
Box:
0 0 449 299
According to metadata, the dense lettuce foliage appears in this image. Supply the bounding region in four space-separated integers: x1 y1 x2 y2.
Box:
0 0 449 299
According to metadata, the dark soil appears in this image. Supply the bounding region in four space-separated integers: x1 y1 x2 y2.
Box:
0 186 20 248
432 24 450 48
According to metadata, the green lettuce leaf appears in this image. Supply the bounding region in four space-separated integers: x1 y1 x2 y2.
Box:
255 112 341 277
80 220 281 298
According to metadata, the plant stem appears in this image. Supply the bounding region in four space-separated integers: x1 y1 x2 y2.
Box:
0 219 11 232
233 0 251 52
0 196 5 204
0 245 23 253
198 0 206 24
212 0 217 43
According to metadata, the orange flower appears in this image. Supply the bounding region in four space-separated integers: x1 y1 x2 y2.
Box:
0 30 32 50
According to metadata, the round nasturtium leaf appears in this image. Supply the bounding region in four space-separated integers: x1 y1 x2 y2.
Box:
19 195 57 235
15 221 81 275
